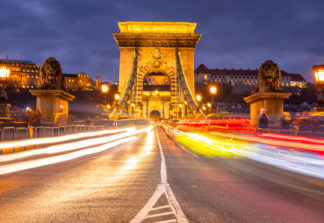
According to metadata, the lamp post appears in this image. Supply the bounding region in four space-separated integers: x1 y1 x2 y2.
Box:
196 94 202 113
179 103 182 119
313 65 324 112
207 102 212 113
100 82 109 105
209 85 217 112
131 103 135 116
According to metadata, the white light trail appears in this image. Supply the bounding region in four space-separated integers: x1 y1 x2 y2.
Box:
0 137 136 176
0 127 151 163
0 127 135 149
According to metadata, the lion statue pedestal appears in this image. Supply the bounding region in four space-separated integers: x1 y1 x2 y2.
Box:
29 89 74 125
29 57 74 126
244 60 291 128
244 92 291 128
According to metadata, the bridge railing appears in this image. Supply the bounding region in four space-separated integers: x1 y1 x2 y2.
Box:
0 119 149 142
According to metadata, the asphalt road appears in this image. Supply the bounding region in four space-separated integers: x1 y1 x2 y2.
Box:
0 126 324 223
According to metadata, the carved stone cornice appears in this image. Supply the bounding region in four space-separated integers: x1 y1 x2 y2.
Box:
113 33 201 48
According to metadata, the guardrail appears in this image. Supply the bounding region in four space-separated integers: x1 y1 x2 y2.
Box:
0 119 149 142
0 125 105 142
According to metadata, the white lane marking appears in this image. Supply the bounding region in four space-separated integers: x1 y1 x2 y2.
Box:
155 220 177 223
151 205 171 211
144 212 174 219
130 127 188 223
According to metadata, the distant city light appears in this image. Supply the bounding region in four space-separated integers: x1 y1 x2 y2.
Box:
114 93 120 100
209 85 217 95
0 67 10 78
100 83 109 94
196 94 202 102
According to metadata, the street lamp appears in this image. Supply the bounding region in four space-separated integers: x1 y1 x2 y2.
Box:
196 94 202 113
179 103 183 118
313 65 324 112
196 94 202 103
100 82 109 105
114 93 120 101
114 93 120 112
209 85 217 111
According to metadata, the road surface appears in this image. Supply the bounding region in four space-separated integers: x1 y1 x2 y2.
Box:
0 126 324 223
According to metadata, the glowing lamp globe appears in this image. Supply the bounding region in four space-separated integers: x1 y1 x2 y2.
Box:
196 94 202 102
209 86 217 95
313 65 324 85
114 93 120 101
100 83 109 94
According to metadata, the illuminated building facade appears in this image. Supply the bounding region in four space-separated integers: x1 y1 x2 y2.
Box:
195 64 307 88
0 59 40 88
63 73 93 91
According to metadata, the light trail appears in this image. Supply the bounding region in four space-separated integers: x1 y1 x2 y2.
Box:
0 137 136 176
175 131 324 180
0 126 152 163
260 133 324 145
209 131 324 153
0 127 135 149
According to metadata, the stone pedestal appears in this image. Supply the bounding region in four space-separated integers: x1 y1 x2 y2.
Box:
0 104 12 125
244 92 291 128
29 90 75 125
0 103 11 117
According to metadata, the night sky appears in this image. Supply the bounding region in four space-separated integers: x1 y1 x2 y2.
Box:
1 0 324 82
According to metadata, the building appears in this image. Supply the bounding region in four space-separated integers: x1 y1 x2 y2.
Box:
195 64 307 88
63 73 93 91
0 59 40 89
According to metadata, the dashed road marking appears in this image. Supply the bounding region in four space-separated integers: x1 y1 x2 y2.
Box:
130 127 188 223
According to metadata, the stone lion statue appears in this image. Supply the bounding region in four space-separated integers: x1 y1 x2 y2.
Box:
253 60 282 93
40 57 66 90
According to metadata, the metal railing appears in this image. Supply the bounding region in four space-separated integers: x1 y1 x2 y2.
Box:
0 119 149 142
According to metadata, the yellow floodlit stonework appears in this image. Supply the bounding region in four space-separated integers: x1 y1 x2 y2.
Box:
118 21 197 33
114 21 201 119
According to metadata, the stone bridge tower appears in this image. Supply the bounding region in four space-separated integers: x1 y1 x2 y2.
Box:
113 21 201 119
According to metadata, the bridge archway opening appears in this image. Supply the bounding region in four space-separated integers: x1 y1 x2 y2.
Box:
150 110 161 121
142 72 171 119
143 72 170 91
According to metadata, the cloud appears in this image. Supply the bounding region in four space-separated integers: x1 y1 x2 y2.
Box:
0 0 323 82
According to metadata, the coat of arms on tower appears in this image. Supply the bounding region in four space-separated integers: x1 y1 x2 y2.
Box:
151 48 163 68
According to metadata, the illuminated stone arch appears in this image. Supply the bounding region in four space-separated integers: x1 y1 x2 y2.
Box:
135 60 177 104
113 21 201 118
